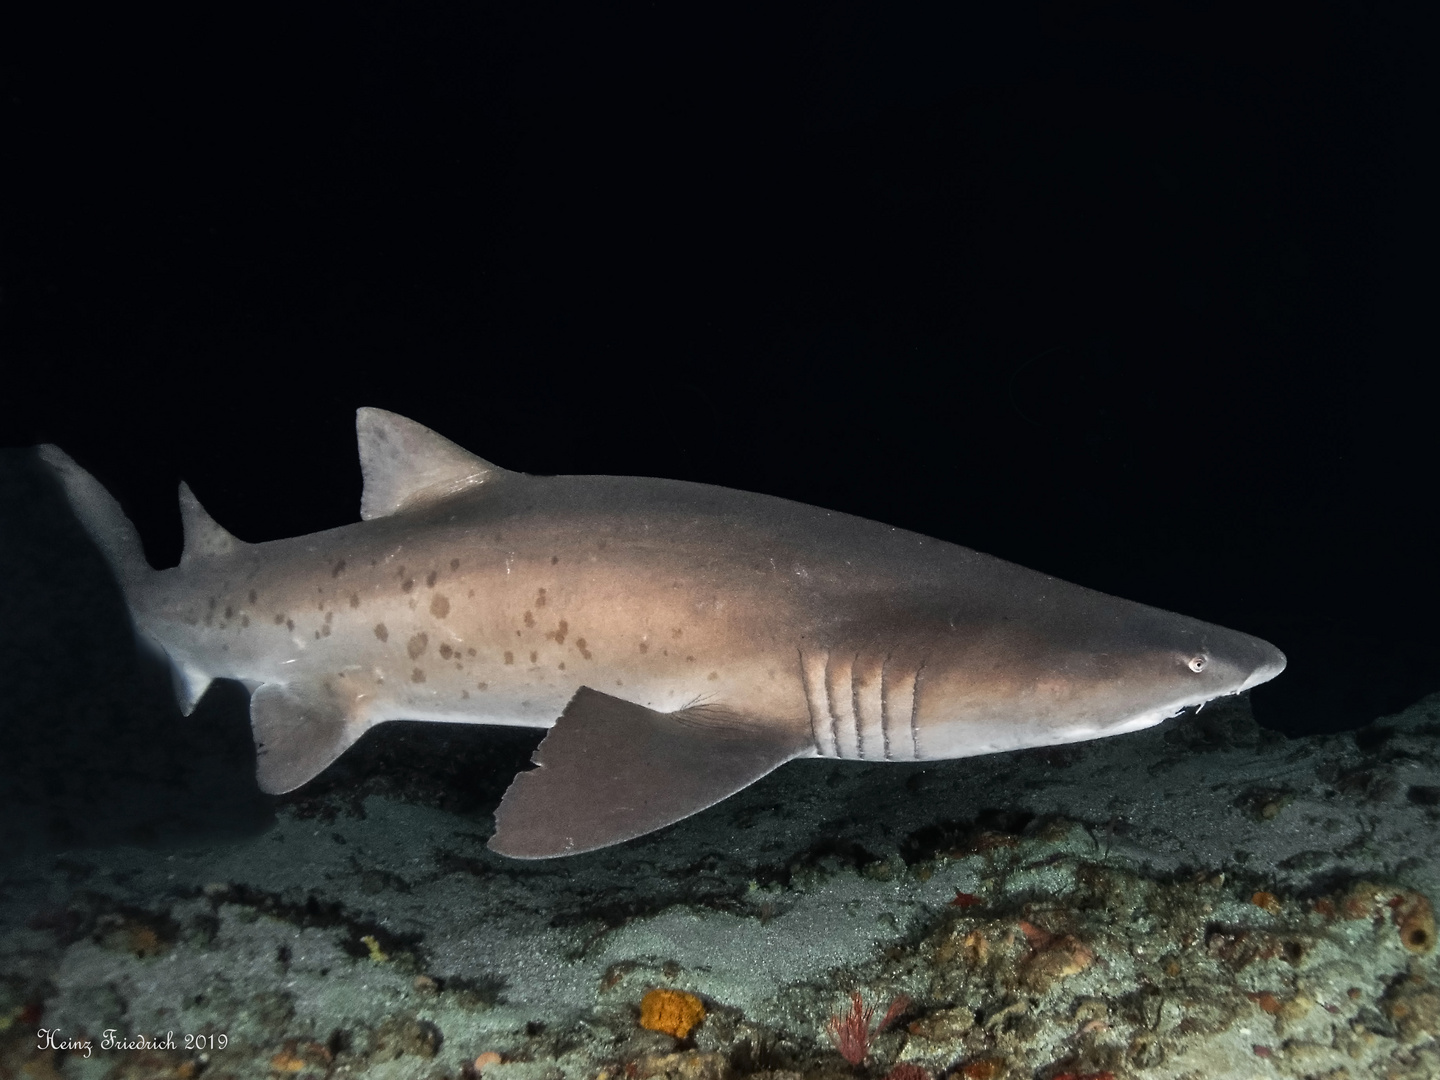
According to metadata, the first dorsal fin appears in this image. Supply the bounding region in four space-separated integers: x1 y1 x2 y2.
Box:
179 481 244 564
356 407 504 521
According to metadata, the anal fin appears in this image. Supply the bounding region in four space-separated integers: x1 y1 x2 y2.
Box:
249 683 372 794
489 687 809 858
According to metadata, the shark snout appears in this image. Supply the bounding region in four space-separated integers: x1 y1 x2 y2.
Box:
1184 623 1286 700
1236 637 1287 692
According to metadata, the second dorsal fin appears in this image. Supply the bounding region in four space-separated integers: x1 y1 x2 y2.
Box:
179 482 244 564
356 407 504 521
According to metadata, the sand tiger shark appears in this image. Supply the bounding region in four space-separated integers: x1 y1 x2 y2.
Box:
38 409 1285 857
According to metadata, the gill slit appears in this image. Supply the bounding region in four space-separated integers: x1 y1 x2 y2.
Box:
910 653 928 760
823 651 840 757
850 651 864 760
879 650 893 762
799 647 820 753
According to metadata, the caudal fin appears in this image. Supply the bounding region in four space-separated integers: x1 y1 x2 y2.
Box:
36 445 154 602
37 445 232 716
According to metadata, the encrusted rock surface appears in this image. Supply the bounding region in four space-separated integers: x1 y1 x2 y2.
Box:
3 690 1438 1080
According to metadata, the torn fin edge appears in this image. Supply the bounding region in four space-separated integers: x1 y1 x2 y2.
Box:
489 686 810 858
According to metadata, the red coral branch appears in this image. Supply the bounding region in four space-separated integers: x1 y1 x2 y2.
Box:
878 994 912 1032
826 992 876 1065
826 992 912 1066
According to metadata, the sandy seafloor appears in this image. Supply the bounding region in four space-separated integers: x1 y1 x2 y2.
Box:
2 451 1438 1080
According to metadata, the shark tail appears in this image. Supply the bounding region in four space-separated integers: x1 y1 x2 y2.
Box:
38 445 245 717
37 445 155 606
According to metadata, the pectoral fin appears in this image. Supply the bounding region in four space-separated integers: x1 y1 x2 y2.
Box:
489 687 809 858
249 683 373 794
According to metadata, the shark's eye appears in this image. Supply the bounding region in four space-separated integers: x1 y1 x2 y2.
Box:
1188 655 1208 673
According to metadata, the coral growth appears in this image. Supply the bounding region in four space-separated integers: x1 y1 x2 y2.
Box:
1391 891 1436 954
953 1058 1005 1079
825 991 911 1065
1250 890 1281 915
826 992 875 1065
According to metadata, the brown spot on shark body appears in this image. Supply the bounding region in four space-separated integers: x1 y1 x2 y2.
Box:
430 594 450 618
249 590 258 604
439 643 453 659
374 623 389 642
504 651 514 665
638 640 649 653
535 588 547 607
408 633 429 659
523 610 535 627
286 619 295 631
332 559 346 577
529 651 538 663
240 615 249 627
274 613 285 625
427 570 437 588
349 593 360 608
411 667 426 683
402 578 414 592
550 620 568 645
576 637 591 660
450 558 460 570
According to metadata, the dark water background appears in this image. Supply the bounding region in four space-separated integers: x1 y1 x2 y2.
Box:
2 0 1436 795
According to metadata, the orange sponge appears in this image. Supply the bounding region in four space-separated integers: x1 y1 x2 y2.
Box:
639 989 706 1039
